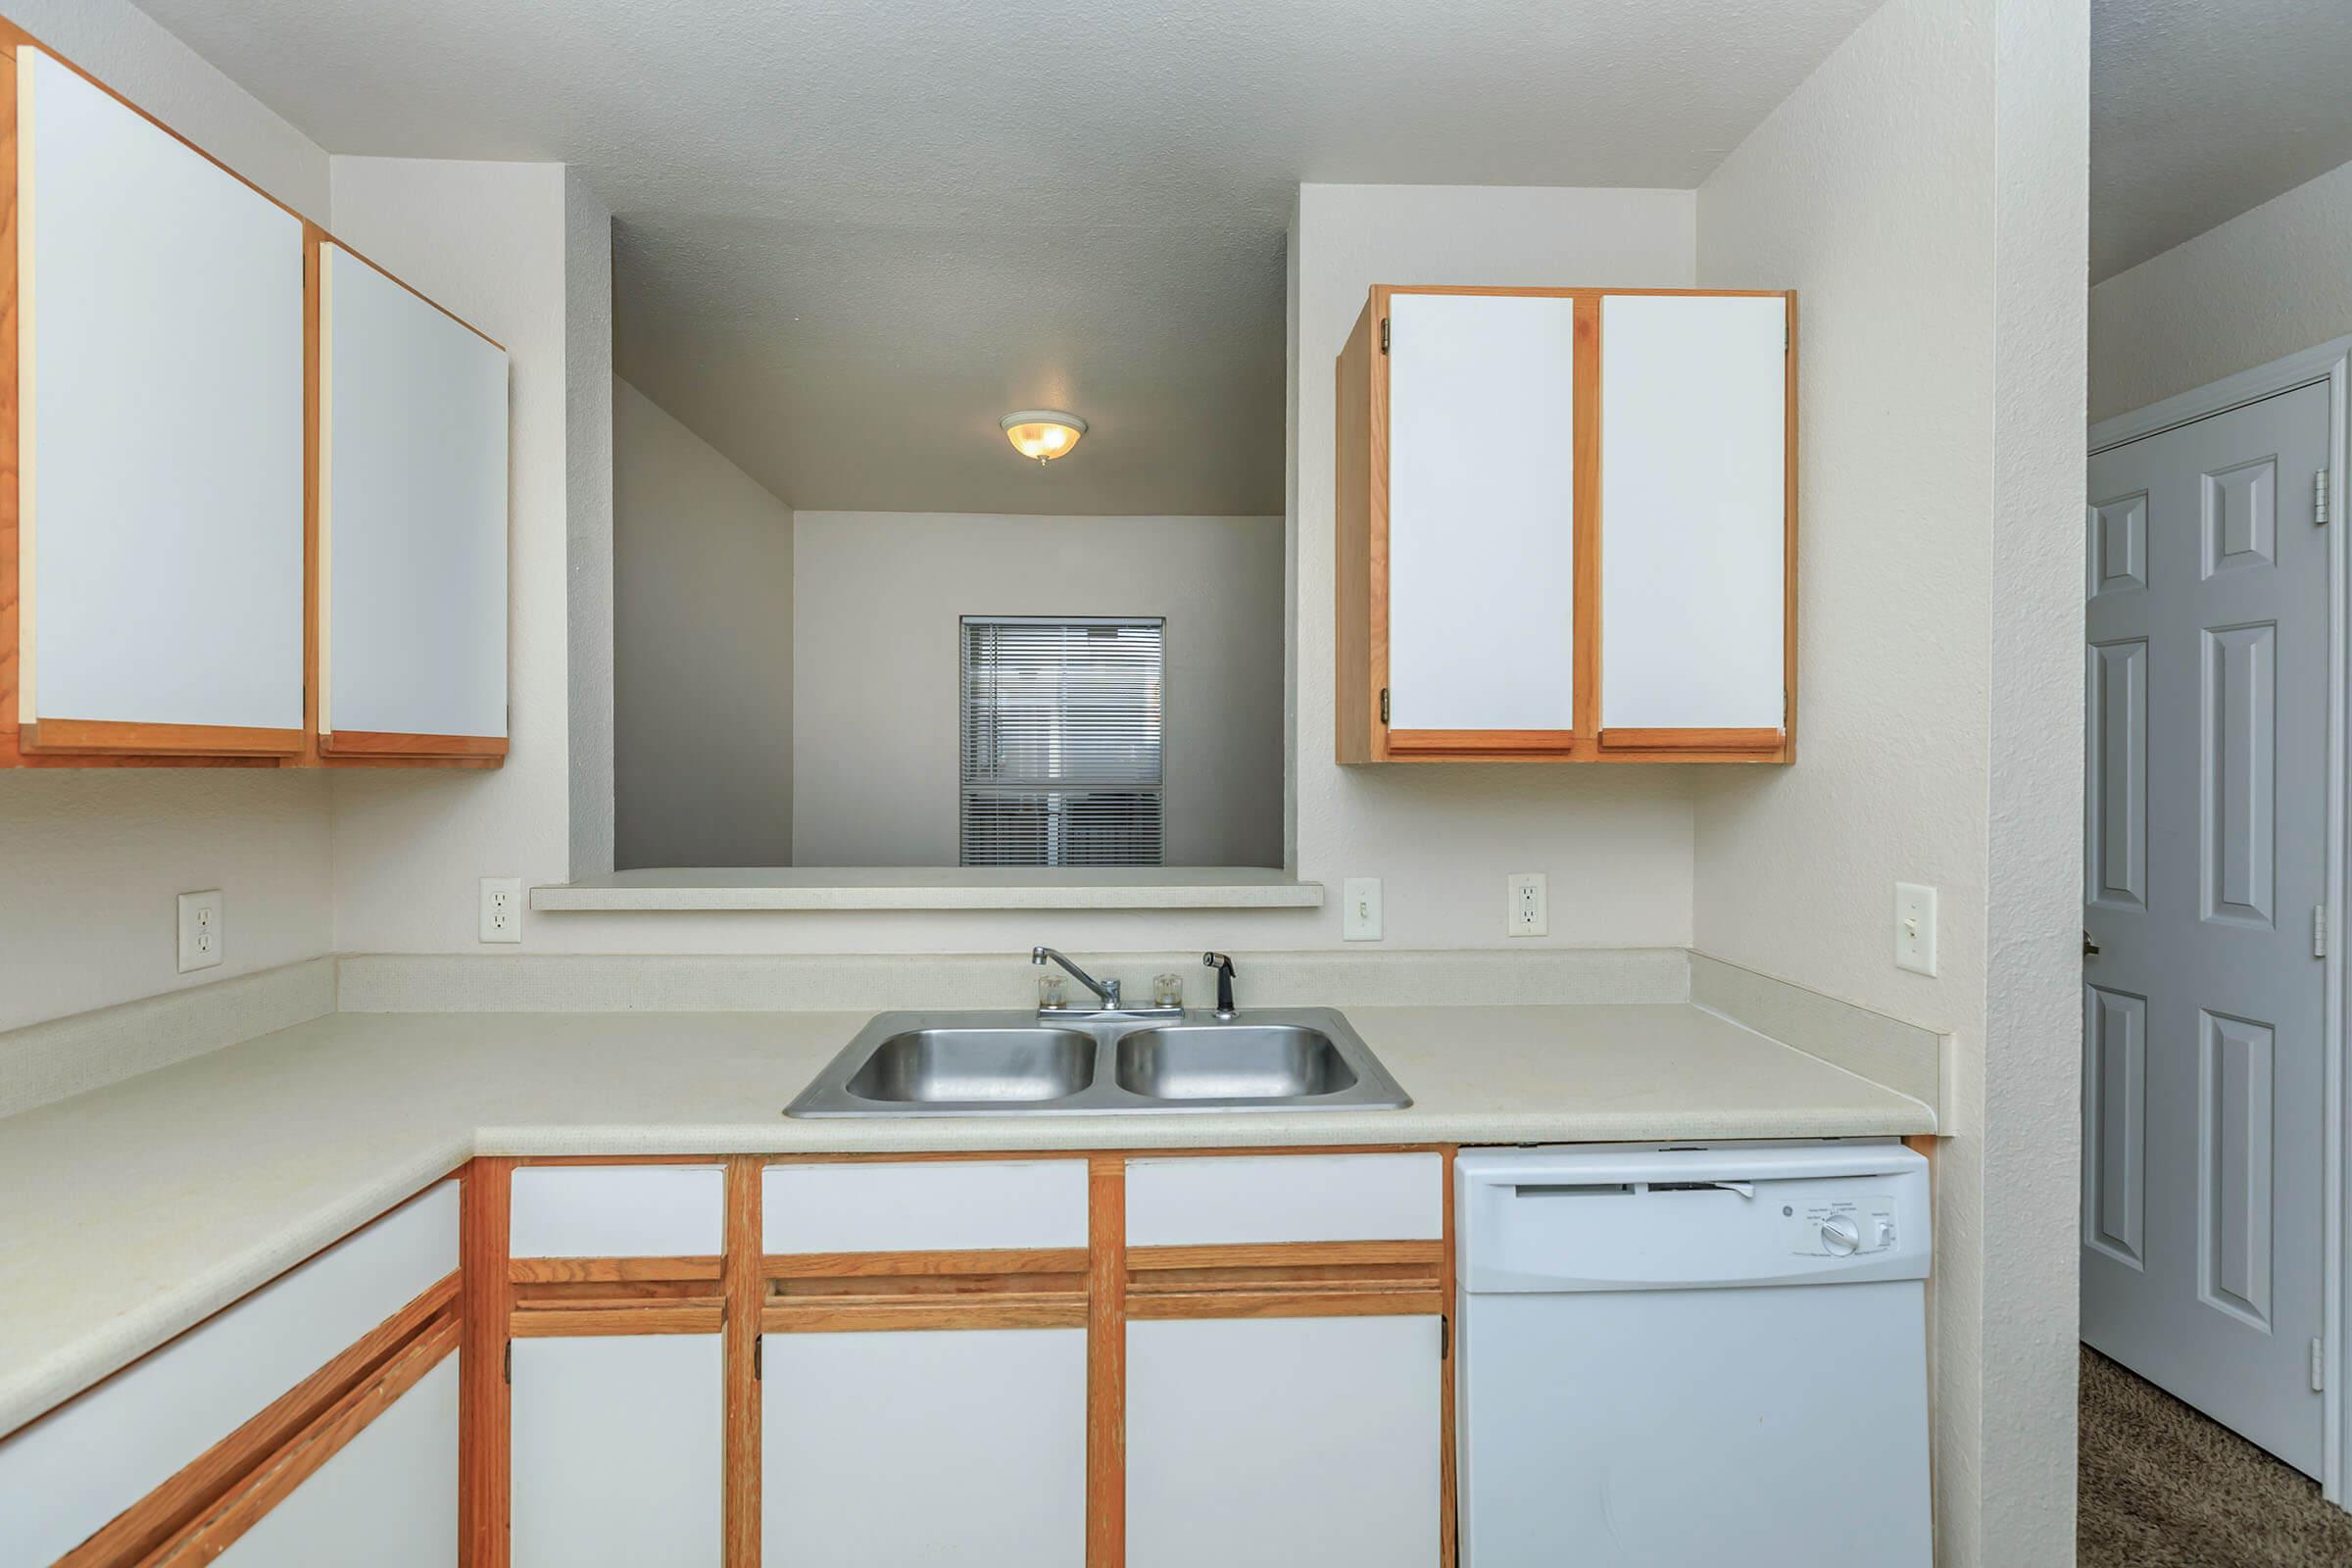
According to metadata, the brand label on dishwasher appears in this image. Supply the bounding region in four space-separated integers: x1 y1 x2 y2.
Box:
1784 1193 1899 1256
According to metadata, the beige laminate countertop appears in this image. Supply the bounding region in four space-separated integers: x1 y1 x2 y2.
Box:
0 1003 1932 1434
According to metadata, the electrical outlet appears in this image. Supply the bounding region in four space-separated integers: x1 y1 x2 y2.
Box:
479 877 523 944
1895 882 1938 976
1343 877 1384 941
1507 872 1548 938
177 890 223 973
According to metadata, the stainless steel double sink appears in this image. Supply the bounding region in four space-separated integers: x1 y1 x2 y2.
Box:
785 1007 1411 1117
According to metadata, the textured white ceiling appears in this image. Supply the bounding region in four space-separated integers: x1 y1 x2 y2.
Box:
130 0 1882 513
2092 0 2352 281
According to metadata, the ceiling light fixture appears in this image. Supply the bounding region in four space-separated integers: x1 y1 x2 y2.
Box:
1002 410 1087 465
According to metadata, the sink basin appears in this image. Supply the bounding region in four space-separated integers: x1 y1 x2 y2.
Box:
786 1007 1409 1117
846 1027 1095 1104
1114 1024 1359 1100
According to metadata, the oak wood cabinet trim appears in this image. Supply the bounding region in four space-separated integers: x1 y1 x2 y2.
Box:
1086 1154 1126 1568
1600 726 1787 752
461 1158 514 1568
723 1158 761 1567
1339 282 1796 766
319 728 510 758
54 1273 457 1568
19 718 305 757
145 1313 457 1567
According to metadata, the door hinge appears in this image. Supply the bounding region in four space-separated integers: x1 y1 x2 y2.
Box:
1379 687 1391 725
754 1336 763 1381
2317 904 2329 958
503 1340 513 1385
1380 317 1391 355
2319 469 2331 525
1440 1316 1450 1360
2314 1337 2327 1392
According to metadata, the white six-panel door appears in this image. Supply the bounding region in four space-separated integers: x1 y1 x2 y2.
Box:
2082 379 2330 1474
1385 291 1579 734
18 46 305 739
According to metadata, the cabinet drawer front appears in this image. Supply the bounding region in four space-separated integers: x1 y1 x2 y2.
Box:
764 1329 1086 1566
1126 1153 1443 1246
763 1159 1089 1253
509 1165 724 1257
0 1181 457 1566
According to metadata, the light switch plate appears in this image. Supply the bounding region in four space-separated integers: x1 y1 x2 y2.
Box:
1895 882 1938 976
480 877 523 944
1343 877 1383 941
1507 872 1548 938
177 889 223 973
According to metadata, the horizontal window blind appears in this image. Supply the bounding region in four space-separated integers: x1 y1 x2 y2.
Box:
960 616 1164 866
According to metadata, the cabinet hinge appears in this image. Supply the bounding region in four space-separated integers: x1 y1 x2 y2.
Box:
2319 469 2332 525
2317 905 2329 958
503 1340 513 1385
1380 317 1391 355
1379 687 1391 725
2314 1337 2327 1392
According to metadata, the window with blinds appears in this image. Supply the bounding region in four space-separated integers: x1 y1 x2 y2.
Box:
959 615 1165 867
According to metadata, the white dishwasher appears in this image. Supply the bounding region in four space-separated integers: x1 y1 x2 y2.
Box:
1455 1141 1932 1566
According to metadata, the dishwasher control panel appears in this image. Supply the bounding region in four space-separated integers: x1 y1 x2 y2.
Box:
1785 1193 1901 1257
1455 1141 1932 1293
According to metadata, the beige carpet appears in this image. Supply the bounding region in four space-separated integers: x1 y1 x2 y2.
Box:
2081 1345 2352 1566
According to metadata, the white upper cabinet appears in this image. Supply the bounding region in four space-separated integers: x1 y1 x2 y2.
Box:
1384 291 1579 736
1598 292 1789 739
1339 284 1793 763
319 241 509 752
17 46 304 746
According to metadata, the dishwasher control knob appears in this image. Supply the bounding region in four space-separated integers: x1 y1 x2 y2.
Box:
1819 1216 1861 1255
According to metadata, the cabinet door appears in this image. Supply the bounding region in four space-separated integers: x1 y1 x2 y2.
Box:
1126 1315 1441 1568
764 1327 1087 1566
1598 292 1789 747
0 1182 457 1566
511 1335 722 1567
15 46 305 754
1384 291 1580 745
214 1353 459 1567
319 241 509 758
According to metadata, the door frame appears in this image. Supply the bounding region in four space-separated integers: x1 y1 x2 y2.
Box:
2089 335 2352 1504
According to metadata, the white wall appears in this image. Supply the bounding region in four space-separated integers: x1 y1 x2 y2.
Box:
1693 0 2085 1562
325 157 612 956
791 511 1283 869
0 1 334 1031
2091 154 2352 421
614 376 795 869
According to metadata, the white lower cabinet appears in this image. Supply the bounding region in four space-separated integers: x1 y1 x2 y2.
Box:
763 1327 1088 1567
1125 1314 1442 1568
216 1353 460 1566
511 1335 723 1567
